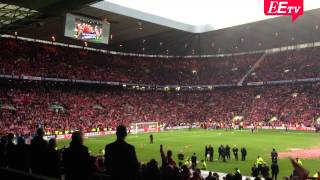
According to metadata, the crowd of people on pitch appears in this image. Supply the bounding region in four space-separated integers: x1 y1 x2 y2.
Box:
0 82 319 136
3 37 320 86
1 126 318 180
204 145 247 163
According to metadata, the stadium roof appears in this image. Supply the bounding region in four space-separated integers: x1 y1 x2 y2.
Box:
0 3 38 28
94 0 320 33
1 0 320 56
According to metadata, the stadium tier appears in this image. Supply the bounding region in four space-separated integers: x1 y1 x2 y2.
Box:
0 81 319 136
1 38 320 86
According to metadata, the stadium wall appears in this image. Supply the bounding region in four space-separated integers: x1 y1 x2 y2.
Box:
40 126 316 141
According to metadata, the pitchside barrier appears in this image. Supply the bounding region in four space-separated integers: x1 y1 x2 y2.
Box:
245 125 316 131
200 170 261 180
39 125 317 141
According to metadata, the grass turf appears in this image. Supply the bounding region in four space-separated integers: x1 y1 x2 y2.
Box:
57 129 320 178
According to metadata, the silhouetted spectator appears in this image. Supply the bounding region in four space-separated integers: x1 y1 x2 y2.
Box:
252 164 259 177
30 128 49 175
6 133 16 168
181 165 191 180
191 168 203 180
0 136 7 166
191 153 197 168
144 159 161 180
104 125 139 180
234 168 242 180
205 171 215 180
160 144 176 167
161 164 181 180
63 131 92 180
261 163 270 178
47 138 60 178
13 137 29 171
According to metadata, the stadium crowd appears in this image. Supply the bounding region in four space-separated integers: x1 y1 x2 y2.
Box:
0 82 319 136
1 38 320 86
0 38 259 85
248 48 320 82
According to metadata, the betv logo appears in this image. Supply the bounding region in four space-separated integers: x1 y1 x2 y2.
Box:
264 0 304 22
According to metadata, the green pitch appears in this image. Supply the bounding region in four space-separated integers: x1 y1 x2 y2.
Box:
57 129 320 178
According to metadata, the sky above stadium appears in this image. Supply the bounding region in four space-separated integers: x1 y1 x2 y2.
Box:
93 0 320 33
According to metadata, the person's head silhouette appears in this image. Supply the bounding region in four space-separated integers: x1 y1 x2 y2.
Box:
116 125 127 140
71 131 83 146
36 128 45 138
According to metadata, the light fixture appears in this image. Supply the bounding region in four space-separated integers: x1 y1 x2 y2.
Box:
51 35 55 42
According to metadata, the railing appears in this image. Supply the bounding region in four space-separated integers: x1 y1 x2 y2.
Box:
1 74 320 92
2 34 320 58
0 167 111 180
0 167 58 180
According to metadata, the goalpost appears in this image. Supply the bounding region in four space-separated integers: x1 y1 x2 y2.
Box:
130 122 160 134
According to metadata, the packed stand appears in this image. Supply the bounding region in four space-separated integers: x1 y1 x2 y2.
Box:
0 38 260 85
0 82 319 136
248 48 320 82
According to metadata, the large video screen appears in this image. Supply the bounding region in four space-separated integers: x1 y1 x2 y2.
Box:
64 13 110 44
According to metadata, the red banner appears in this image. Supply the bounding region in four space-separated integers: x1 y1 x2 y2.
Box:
264 0 304 22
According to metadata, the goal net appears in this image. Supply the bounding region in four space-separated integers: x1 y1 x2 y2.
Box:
130 122 160 134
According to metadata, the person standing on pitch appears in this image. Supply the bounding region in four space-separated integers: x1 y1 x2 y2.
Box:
218 145 223 160
225 145 231 160
271 160 279 180
256 156 264 174
209 145 214 161
233 145 239 160
241 147 247 161
205 145 208 159
149 134 153 144
221 146 226 162
271 148 278 162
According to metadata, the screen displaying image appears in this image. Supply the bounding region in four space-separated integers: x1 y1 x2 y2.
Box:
64 13 110 44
